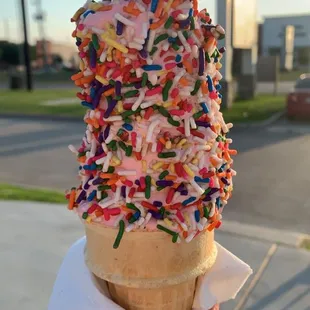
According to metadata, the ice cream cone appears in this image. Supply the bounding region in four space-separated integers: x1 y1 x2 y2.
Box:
85 222 217 310
107 278 197 310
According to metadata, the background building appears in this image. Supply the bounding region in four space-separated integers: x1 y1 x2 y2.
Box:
262 14 310 69
36 40 78 69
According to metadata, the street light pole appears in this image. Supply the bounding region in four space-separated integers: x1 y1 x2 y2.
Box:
21 0 33 91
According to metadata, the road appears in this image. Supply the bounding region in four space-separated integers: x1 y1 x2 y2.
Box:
0 81 295 94
0 117 309 234
227 120 310 234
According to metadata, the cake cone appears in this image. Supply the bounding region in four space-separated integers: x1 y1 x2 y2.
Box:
85 222 217 310
107 278 197 310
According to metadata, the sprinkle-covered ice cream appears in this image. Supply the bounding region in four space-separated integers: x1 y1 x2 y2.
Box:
67 0 237 247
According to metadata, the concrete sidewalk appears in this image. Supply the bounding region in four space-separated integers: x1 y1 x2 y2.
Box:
0 201 309 310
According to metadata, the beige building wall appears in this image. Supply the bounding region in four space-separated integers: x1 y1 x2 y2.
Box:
36 40 78 68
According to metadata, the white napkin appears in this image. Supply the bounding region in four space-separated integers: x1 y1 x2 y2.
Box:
48 237 252 310
192 243 253 309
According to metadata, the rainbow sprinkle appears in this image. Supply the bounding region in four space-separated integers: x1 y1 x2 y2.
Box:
67 0 237 247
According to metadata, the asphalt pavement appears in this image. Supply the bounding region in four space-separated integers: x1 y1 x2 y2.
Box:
0 116 309 234
227 122 310 234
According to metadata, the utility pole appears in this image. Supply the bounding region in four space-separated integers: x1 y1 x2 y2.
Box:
21 0 33 91
33 0 49 70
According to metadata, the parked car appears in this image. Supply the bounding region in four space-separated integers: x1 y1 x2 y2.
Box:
287 74 310 118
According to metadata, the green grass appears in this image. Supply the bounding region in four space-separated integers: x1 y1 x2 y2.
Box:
279 70 306 82
0 71 73 83
0 90 285 123
222 95 285 123
0 89 85 117
300 239 310 251
0 184 66 204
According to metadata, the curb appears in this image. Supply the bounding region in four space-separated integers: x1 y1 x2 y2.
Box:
219 219 310 248
232 110 285 129
1 110 285 127
260 110 286 127
0 113 82 123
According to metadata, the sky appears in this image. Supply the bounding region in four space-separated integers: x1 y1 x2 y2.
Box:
1 0 310 44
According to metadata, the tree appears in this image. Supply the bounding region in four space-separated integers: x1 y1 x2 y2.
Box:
29 45 37 61
0 41 20 65
52 54 63 65
0 41 37 66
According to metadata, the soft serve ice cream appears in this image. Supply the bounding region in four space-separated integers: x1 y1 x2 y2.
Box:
67 0 237 248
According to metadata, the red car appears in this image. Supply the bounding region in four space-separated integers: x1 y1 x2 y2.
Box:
287 74 310 118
